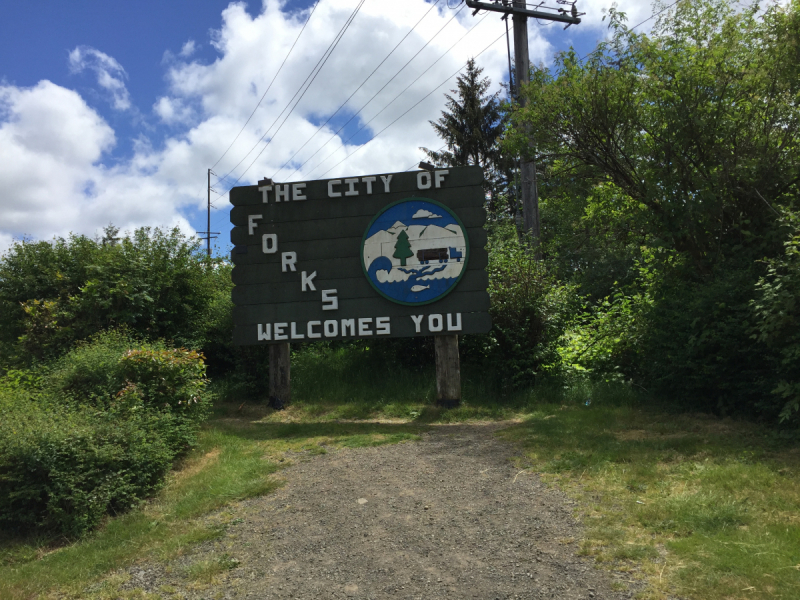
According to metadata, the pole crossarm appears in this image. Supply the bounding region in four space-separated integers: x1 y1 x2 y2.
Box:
464 0 581 25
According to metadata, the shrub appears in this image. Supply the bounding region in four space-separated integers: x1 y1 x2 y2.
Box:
0 331 210 536
462 231 580 387
0 226 220 364
0 390 173 537
752 212 800 423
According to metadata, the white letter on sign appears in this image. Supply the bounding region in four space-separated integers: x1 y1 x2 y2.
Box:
262 234 277 254
435 169 449 188
344 178 359 196
328 179 342 197
358 318 373 336
248 214 262 235
259 184 272 203
417 171 431 190
447 312 462 331
292 183 307 200
380 174 393 193
257 324 271 341
376 316 390 335
275 184 290 202
290 322 305 339
301 270 317 292
322 289 338 310
323 320 338 337
307 321 322 339
281 252 297 272
411 314 424 333
362 176 376 194
274 323 288 341
428 314 443 332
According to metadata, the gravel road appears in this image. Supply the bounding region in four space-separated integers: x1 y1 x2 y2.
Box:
119 422 641 599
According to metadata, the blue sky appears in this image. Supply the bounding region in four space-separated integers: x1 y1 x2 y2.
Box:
0 0 655 255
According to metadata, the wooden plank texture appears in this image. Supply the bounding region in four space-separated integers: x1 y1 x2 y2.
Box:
232 290 490 325
230 252 488 285
232 311 492 345
230 228 488 265
231 269 488 305
435 335 461 407
229 166 491 347
229 186 485 227
229 166 484 207
230 206 486 246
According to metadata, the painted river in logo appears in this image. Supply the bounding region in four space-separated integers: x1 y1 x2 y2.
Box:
361 199 468 305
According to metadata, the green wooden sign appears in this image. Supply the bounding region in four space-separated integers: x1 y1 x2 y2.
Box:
229 166 491 345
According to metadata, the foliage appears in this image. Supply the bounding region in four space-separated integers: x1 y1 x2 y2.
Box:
0 390 173 537
0 331 210 536
465 224 580 387
504 0 800 421
752 211 800 422
508 0 800 269
0 226 221 364
421 58 513 215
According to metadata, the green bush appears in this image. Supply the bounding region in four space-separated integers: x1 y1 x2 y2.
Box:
461 229 580 387
752 212 800 423
0 390 173 537
0 226 221 364
0 331 210 536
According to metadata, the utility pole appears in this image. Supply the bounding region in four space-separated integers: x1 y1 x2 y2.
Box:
197 167 220 259
465 0 582 256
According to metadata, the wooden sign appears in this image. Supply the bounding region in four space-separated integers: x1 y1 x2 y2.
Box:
229 166 491 345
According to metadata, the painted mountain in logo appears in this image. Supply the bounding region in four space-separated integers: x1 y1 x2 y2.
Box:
361 199 468 305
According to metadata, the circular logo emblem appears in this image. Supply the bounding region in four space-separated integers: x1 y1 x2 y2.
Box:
361 198 469 305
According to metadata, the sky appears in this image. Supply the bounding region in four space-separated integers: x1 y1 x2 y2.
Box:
0 0 659 256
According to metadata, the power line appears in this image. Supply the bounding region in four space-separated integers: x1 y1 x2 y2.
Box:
212 0 367 192
319 29 507 178
280 2 474 182
271 0 443 180
578 0 681 62
295 8 489 180
404 144 447 171
209 0 321 171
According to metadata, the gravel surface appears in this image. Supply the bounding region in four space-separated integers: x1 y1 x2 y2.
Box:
118 422 642 599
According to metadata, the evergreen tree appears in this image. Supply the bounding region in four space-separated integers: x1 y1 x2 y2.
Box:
421 59 512 215
393 230 413 266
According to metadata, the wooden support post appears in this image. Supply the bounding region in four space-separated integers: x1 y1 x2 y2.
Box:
435 334 461 408
269 343 290 410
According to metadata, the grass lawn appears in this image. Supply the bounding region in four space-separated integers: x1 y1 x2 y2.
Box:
1 346 798 599
500 405 800 600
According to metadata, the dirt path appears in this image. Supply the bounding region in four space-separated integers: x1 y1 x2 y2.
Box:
121 423 640 599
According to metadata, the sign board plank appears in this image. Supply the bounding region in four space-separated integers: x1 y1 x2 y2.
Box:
230 228 488 265
229 186 485 226
232 311 493 345
232 269 489 306
229 206 486 246
230 166 492 345
232 290 491 324
231 251 488 285
229 169 485 207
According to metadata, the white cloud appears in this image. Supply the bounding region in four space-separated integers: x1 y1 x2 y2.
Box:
0 0 588 247
68 45 132 111
0 232 14 257
180 40 198 58
412 209 442 219
0 80 195 242
153 96 195 125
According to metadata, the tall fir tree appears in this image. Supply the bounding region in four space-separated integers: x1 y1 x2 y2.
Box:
393 230 413 266
421 59 512 215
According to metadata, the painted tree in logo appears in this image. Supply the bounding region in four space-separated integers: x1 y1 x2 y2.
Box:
393 230 413 266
